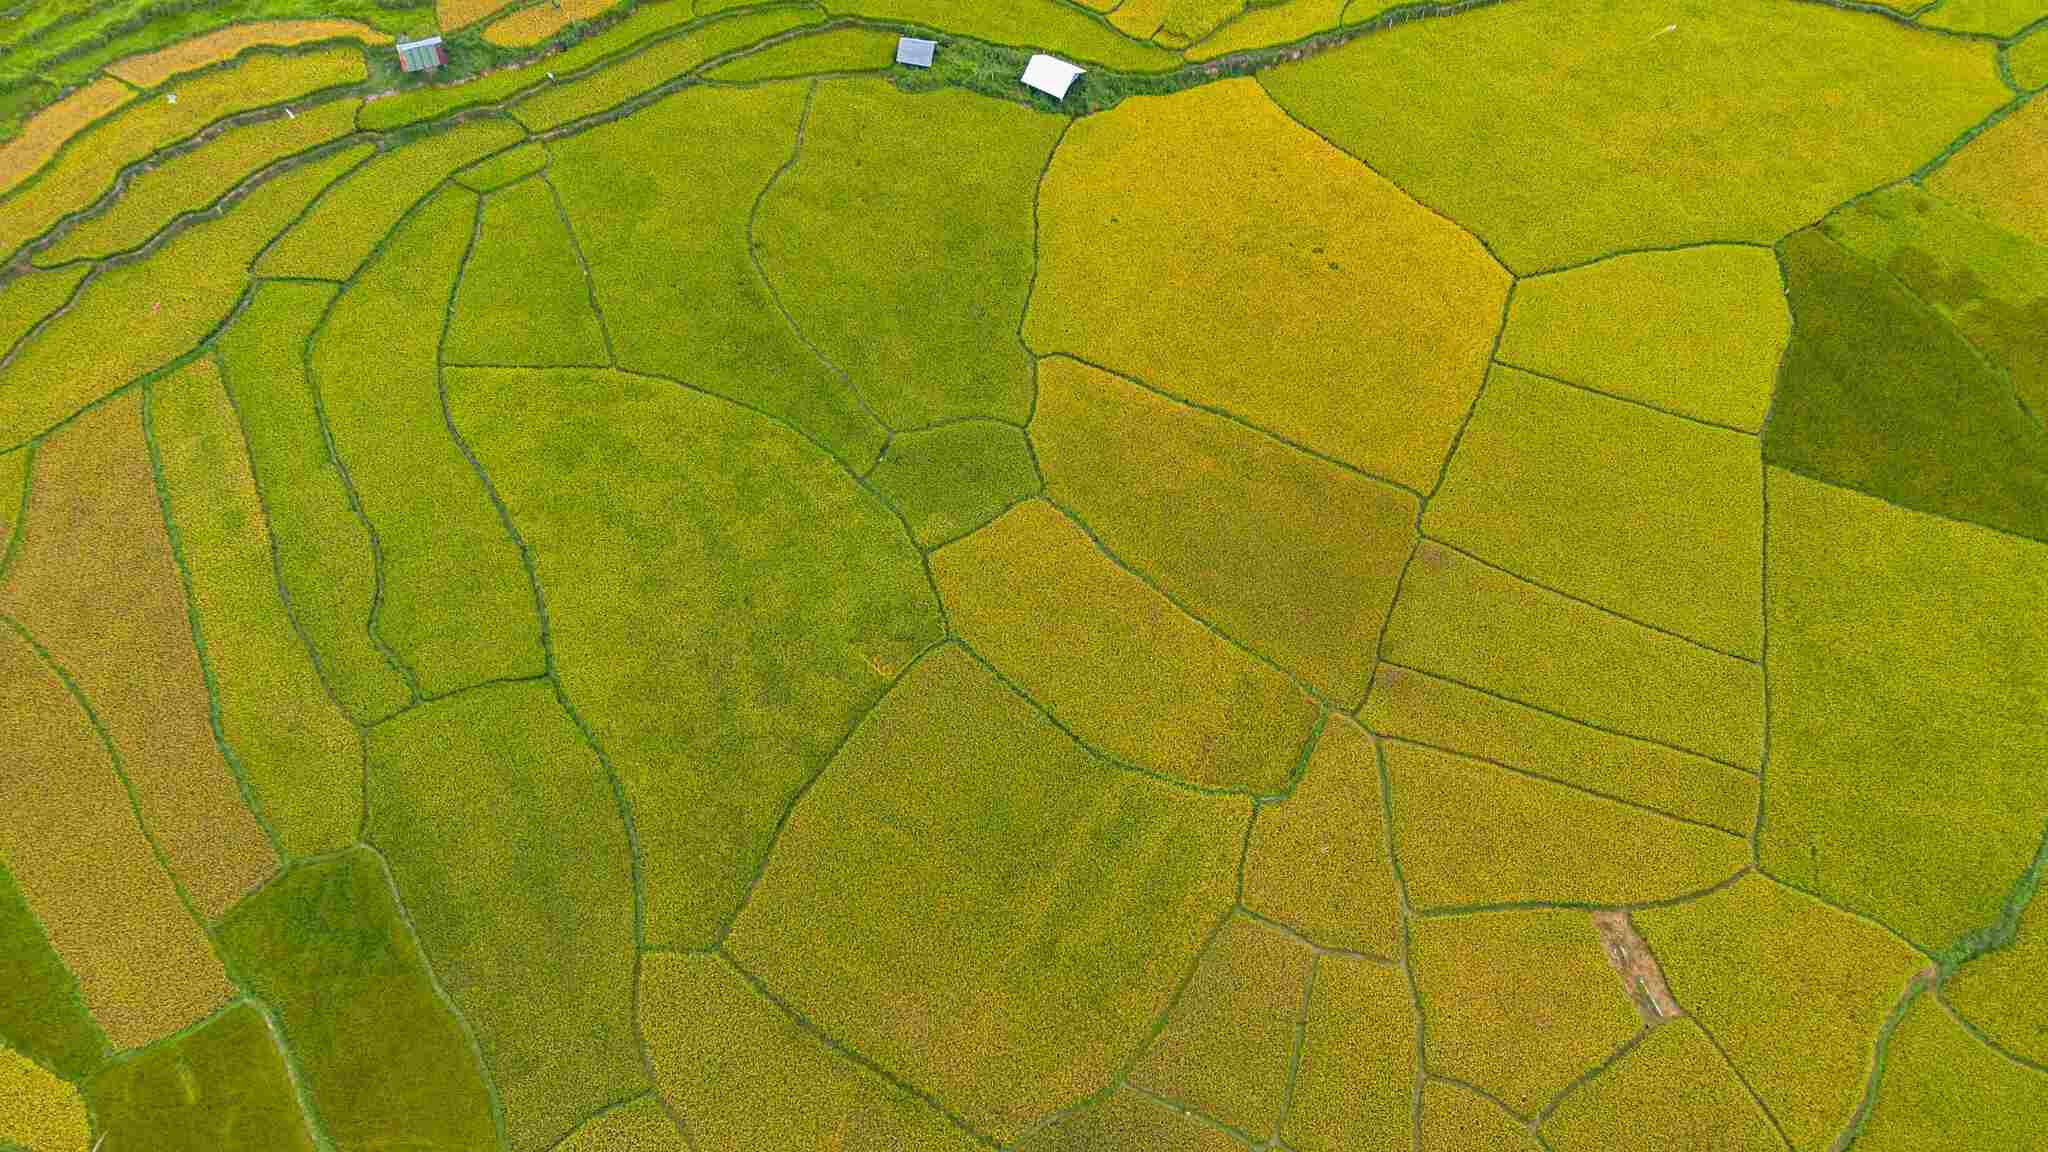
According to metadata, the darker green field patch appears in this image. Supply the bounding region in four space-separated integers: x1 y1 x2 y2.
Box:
447 175 609 367
86 1001 316 1152
217 847 500 1152
446 365 942 951
0 861 106 1082
866 419 1041 549
1767 226 2048 543
365 680 643 1152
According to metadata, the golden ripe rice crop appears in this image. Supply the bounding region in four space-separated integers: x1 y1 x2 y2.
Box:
105 21 378 88
0 78 131 196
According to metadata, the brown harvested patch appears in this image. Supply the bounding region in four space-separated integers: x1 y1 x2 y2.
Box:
104 20 379 88
0 391 276 919
1592 909 1682 1024
0 623 235 1051
0 78 131 195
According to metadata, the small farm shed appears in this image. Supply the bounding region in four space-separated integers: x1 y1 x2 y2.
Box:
396 36 448 74
1021 54 1084 101
896 37 936 68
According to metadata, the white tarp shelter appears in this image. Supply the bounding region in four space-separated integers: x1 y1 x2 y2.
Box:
1020 54 1084 100
896 37 936 67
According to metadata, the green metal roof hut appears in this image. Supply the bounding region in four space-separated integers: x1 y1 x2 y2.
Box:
396 36 448 75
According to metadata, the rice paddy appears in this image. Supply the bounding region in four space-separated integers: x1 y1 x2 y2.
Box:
0 2 2041 1147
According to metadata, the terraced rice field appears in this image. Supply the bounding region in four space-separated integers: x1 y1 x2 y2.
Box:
1 1 2045 1149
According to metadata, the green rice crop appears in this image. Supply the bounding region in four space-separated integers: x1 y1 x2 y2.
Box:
84 1001 316 1151
704 25 899 80
864 419 1041 549
446 175 609 366
1284 954 1414 1151
1542 1019 1780 1151
0 861 108 1081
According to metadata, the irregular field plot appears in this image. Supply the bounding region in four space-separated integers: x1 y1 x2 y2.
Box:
1026 77 1509 492
865 419 1040 549
0 623 233 1052
1260 0 2008 271
1634 875 1926 1151
1239 716 1402 957
1762 467 2048 951
216 847 499 1152
1494 244 1789 432
1034 355 1417 707
1856 986 2048 1151
1426 363 1764 658
447 365 941 950
1541 1019 1779 1152
931 499 1318 793
1409 909 1640 1116
0 392 276 919
148 359 361 858
725 643 1245 1143
640 951 975 1151
1380 544 1764 770
1283 953 1413 1151
85 1001 315 1152
754 80 1056 428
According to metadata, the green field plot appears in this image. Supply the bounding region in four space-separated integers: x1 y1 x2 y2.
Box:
1260 0 2008 272
725 644 1245 1143
1542 1019 1779 1151
1026 78 1508 492
149 359 361 858
365 680 642 1152
2013 30 2048 91
545 83 887 467
931 499 1318 793
1034 355 1416 707
219 278 414 725
1856 986 2048 1151
1129 914 1311 1139
0 624 233 1053
865 419 1041 549
1945 847 2048 1065
453 140 549 192
1762 467 2048 951
1380 545 1764 770
1768 228 2048 544
259 118 523 280
215 848 500 1152
448 177 608 366
1820 184 2048 421
1282 953 1412 1150
1420 1081 1542 1150
1362 666 1757 836
1411 910 1640 1117
1931 94 2048 247
0 393 277 920
0 264 87 360
705 26 900 80
510 5 821 132
754 81 1055 428
1922 0 2048 35
1427 364 1763 658
639 951 975 1150
1384 741 1748 910
85 1001 315 1152
1015 1088 1244 1151
316 186 546 697
1634 875 1925 1151
1494 245 1789 432
35 97 359 266
447 365 940 950
0 142 366 451
1240 717 1402 957
0 46 366 262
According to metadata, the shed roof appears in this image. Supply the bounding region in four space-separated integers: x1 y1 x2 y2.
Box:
896 37 936 67
1021 54 1084 100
